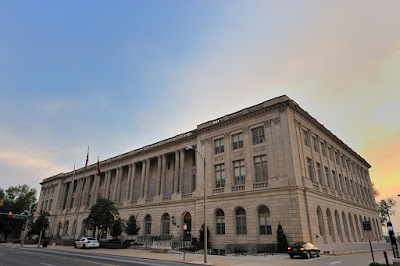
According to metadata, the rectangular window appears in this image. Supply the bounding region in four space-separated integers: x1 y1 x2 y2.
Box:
214 138 224 154
332 170 339 190
345 177 350 195
307 157 315 182
312 136 319 153
232 132 244 150
233 160 245 185
316 162 323 186
303 129 310 147
335 151 340 164
339 174 345 192
214 164 225 188
252 126 265 145
254 155 268 182
325 167 332 189
341 156 346 168
350 180 355 196
321 141 327 157
328 147 334 161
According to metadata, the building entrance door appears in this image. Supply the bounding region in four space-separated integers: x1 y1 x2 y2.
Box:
183 212 192 241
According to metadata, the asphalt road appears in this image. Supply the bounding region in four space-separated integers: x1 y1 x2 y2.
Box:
0 246 190 266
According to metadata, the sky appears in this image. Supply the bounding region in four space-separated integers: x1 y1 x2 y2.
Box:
0 1 399 231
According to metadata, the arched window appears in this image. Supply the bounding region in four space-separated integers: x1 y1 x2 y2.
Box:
258 205 272 235
326 209 335 242
354 214 361 241
348 213 356 242
162 214 170 235
216 209 225 235
72 219 77 238
342 212 350 242
334 211 343 242
317 207 326 240
64 220 69 236
236 207 247 235
144 215 152 235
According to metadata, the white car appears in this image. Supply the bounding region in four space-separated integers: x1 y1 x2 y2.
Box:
74 237 100 249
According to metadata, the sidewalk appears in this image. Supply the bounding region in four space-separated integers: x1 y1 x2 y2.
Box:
4 243 288 266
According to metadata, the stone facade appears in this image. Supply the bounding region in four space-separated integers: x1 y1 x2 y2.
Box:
38 95 382 254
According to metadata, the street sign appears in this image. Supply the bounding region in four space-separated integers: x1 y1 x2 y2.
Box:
363 221 372 231
364 231 372 241
12 214 28 220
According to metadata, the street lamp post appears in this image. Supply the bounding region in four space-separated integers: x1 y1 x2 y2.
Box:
185 145 207 264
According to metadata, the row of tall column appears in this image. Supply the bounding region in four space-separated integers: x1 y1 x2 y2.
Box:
59 148 195 211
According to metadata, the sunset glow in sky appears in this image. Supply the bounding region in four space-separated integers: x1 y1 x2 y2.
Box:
1 1 399 229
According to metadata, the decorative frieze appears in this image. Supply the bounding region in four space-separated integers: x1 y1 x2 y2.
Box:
214 155 224 162
252 146 266 153
264 116 281 127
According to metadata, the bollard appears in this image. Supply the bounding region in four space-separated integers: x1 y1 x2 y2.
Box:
384 251 389 265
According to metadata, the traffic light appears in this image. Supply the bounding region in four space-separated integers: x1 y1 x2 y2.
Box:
8 211 12 218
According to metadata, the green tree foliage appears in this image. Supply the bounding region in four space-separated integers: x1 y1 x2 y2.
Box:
199 224 210 245
84 197 118 239
110 217 125 239
276 223 288 253
378 198 396 224
0 185 37 240
125 215 140 236
30 211 50 236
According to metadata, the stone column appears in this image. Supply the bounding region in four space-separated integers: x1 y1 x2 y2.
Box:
114 167 121 203
173 151 180 194
129 163 136 202
125 164 133 202
160 154 167 197
144 159 150 199
179 149 185 194
105 171 111 199
156 156 162 196
140 160 146 198
93 174 100 205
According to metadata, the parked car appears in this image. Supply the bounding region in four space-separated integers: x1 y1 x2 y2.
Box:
74 237 100 249
287 242 320 259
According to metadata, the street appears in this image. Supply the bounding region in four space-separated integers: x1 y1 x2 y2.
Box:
0 244 397 266
0 246 189 266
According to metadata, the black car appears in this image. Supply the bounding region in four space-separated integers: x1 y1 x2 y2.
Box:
287 242 320 259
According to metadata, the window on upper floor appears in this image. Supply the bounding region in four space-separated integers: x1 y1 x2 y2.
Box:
214 138 224 154
321 141 327 157
316 162 323 186
214 164 225 188
335 151 340 165
328 147 334 161
312 136 319 153
307 157 315 183
232 132 244 150
303 129 310 147
254 155 268 183
325 167 332 189
252 126 265 145
233 160 245 185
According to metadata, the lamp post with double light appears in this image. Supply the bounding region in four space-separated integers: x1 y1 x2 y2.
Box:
185 145 207 264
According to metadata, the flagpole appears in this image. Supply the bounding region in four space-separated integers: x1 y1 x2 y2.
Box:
74 146 89 240
63 164 75 238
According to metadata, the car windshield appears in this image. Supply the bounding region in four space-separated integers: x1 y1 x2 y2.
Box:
87 237 97 241
292 242 305 247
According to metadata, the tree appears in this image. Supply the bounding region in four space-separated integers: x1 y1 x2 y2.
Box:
84 197 118 239
110 217 125 240
371 182 380 197
199 223 210 245
0 185 37 240
30 211 50 236
276 222 288 253
378 198 396 224
125 214 140 236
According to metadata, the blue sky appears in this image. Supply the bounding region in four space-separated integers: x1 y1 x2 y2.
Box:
1 0 400 225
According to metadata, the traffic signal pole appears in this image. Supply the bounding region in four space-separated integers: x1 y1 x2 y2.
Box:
21 202 33 246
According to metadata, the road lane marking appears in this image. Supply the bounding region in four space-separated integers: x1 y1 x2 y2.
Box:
329 261 342 265
40 263 56 266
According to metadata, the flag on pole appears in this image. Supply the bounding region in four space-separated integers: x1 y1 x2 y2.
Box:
85 146 89 168
97 156 101 175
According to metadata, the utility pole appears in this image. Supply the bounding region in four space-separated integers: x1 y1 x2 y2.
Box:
21 202 33 246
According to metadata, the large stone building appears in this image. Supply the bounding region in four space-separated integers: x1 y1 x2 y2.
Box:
38 95 383 254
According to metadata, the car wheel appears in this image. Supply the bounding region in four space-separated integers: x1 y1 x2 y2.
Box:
306 252 311 259
290 254 294 259
316 251 320 257
83 244 86 249
74 244 77 248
